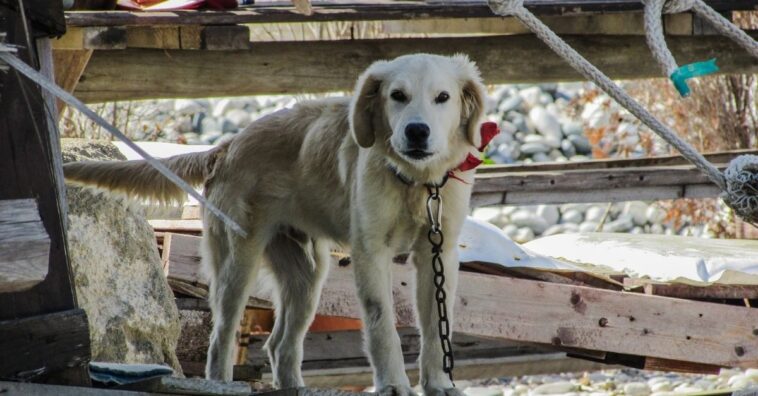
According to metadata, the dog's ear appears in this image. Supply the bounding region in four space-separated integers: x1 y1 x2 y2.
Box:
350 61 387 148
454 54 487 147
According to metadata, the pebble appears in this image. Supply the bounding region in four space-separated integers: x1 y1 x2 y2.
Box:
511 210 549 234
225 108 251 129
561 209 584 224
560 139 577 158
624 201 649 226
528 107 562 148
521 142 552 155
465 387 503 396
649 382 673 393
174 99 204 115
584 206 606 223
646 206 667 224
514 227 535 243
531 381 575 395
567 134 592 155
537 205 560 226
579 221 599 232
623 382 651 396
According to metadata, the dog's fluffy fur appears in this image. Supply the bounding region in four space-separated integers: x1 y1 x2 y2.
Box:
64 53 485 396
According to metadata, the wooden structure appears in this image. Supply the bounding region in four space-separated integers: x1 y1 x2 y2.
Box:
2 0 757 392
0 0 91 386
161 231 758 378
52 1 758 103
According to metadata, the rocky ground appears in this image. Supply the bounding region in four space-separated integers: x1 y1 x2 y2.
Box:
386 368 758 396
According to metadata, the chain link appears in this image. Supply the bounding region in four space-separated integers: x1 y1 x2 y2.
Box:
426 184 455 383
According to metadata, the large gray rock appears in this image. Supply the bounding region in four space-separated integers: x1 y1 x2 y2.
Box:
62 139 182 373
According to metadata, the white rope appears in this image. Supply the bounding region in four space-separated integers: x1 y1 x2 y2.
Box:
488 0 758 224
643 0 758 96
0 51 248 237
0 34 14 73
690 0 758 59
643 0 678 76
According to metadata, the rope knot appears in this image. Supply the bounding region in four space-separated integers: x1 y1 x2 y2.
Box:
722 155 758 225
487 0 524 15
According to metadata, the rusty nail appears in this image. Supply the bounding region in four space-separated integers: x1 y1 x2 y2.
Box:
570 293 581 305
598 317 608 327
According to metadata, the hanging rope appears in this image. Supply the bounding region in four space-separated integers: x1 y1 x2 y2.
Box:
0 51 248 237
643 0 757 96
487 0 758 224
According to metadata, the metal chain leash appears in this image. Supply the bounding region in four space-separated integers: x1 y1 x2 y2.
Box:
425 182 455 383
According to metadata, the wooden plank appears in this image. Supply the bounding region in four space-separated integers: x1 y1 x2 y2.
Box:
126 26 181 50
624 278 758 300
0 3 81 328
163 234 758 368
0 381 152 396
475 149 758 174
117 376 251 395
0 199 50 293
149 219 203 234
454 272 758 368
52 26 127 50
251 328 609 387
0 309 90 381
297 353 611 388
477 184 720 206
63 0 758 27
74 32 758 102
248 327 551 371
474 164 720 193
53 49 93 116
0 5 91 385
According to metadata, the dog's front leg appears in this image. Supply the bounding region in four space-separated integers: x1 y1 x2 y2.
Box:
412 225 463 396
352 238 413 395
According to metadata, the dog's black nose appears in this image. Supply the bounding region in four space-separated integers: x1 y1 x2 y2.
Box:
405 123 430 147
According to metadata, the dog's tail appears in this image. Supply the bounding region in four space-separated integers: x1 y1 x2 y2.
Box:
63 148 221 204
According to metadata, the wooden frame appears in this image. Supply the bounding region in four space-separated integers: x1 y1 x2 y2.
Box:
69 31 758 102
62 0 756 27
162 232 758 372
0 2 91 385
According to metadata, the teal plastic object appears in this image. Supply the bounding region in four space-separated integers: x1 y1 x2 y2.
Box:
669 59 719 97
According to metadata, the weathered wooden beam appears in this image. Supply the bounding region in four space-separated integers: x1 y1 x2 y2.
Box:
624 278 758 300
0 4 91 385
53 49 93 116
74 32 758 102
0 199 50 293
471 150 758 206
0 309 90 381
0 381 147 396
63 0 758 27
163 233 758 369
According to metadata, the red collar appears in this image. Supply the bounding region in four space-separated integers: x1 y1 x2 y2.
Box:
448 121 500 183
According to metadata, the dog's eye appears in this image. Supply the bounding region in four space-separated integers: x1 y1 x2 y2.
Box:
390 90 407 103
435 91 450 104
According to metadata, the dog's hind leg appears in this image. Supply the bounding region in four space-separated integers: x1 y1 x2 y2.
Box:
264 229 330 388
205 228 270 381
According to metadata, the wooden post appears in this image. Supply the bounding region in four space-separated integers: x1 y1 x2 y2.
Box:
0 1 91 386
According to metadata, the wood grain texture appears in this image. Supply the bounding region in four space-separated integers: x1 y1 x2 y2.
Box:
63 0 758 27
0 199 50 293
162 233 758 368
0 309 90 380
74 32 758 102
0 5 80 322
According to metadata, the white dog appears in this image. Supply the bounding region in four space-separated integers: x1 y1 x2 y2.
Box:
64 53 486 396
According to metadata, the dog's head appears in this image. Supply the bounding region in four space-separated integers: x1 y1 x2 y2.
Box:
349 54 486 175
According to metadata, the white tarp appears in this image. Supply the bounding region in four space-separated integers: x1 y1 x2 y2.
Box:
524 232 758 285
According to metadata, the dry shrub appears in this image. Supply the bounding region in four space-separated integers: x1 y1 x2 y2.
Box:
627 71 757 238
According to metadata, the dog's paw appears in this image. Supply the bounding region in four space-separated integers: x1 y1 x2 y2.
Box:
423 386 465 396
377 385 418 396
